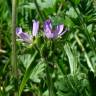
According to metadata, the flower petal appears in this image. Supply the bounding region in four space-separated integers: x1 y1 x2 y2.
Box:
44 19 52 31
16 27 22 36
16 27 32 43
44 20 53 38
45 32 54 39
59 28 68 36
32 20 39 36
56 24 64 35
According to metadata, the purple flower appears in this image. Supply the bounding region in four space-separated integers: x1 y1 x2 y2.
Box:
16 20 39 43
44 19 67 39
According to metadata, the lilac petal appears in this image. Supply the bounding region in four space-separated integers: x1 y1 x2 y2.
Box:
45 32 54 39
44 19 52 30
45 29 58 39
16 27 32 43
16 27 22 36
44 19 58 39
32 20 39 36
55 24 68 37
56 24 64 35
58 28 68 36
44 20 52 32
44 20 53 38
44 27 52 38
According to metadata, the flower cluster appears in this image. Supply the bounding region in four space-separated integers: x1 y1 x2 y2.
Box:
16 19 67 44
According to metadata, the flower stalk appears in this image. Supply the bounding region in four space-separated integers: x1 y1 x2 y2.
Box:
12 0 18 95
41 58 56 96
12 0 17 78
33 0 45 21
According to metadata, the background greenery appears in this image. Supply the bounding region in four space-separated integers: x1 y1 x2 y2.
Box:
0 0 96 96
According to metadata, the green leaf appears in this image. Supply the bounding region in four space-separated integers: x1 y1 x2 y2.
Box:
64 16 75 28
30 60 45 83
74 0 80 5
87 24 92 34
20 0 56 10
64 43 77 75
19 54 35 69
5 85 14 92
19 51 38 96
66 7 77 18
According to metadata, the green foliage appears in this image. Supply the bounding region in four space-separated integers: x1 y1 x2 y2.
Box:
1 0 96 96
19 51 38 96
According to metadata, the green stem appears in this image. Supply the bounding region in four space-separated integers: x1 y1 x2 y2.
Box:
12 0 17 78
12 0 18 95
34 39 55 96
42 58 55 96
0 27 1 49
75 34 94 72
33 0 45 21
